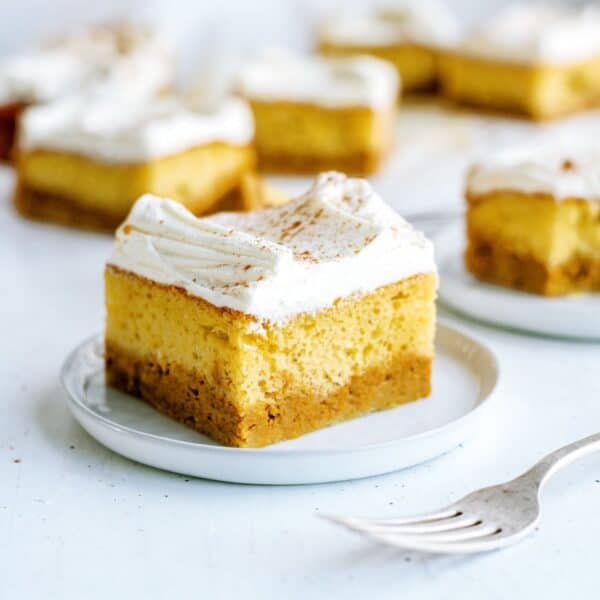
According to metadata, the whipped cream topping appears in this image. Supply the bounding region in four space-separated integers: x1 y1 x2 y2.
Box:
19 94 254 162
0 23 172 106
467 145 600 201
318 1 460 49
237 52 399 109
108 172 436 323
457 4 600 65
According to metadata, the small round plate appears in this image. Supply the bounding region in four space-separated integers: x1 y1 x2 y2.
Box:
61 323 498 485
437 225 600 341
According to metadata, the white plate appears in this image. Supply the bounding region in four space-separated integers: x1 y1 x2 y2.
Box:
61 323 498 485
436 226 600 341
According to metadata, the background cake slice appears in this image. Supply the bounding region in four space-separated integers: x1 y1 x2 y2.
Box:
0 22 173 162
318 0 459 94
105 172 437 448
465 146 600 295
236 52 399 175
438 4 600 120
14 93 256 230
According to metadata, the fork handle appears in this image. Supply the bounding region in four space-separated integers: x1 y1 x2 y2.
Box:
525 432 600 487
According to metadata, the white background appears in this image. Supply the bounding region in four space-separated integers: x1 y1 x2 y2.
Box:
2 1 600 598
0 0 510 82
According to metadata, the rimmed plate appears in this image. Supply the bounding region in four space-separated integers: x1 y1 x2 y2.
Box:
436 225 600 341
61 323 498 485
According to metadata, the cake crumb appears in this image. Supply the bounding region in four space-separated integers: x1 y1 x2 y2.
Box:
562 159 575 171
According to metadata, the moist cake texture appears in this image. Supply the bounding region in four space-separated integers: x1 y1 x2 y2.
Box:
439 5 600 120
318 1 459 93
15 94 255 229
236 53 398 174
466 147 600 295
105 172 437 447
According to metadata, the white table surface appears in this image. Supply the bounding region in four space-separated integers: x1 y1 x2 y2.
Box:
2 106 600 599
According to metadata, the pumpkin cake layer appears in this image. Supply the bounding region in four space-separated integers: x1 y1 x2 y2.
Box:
249 101 393 175
439 54 600 121
237 54 398 175
105 172 437 447
465 149 600 296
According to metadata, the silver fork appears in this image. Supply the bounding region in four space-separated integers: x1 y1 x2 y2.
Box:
324 433 600 554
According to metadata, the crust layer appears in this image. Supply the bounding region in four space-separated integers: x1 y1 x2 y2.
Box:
15 184 127 230
106 343 432 448
14 180 266 232
465 233 600 295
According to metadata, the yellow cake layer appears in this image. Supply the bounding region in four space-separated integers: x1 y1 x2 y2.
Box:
467 192 600 265
439 53 600 119
17 143 256 222
466 191 600 294
320 42 437 93
105 266 436 447
248 100 394 174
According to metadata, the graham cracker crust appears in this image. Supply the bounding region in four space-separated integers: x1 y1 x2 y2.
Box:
106 343 432 448
465 234 600 296
14 184 127 231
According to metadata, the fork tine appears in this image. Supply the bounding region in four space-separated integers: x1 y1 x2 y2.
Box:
369 529 512 555
320 509 459 529
362 515 480 534
324 514 531 554
323 507 459 528
321 508 459 534
369 522 499 544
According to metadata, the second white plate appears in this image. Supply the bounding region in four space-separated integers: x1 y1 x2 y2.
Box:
61 323 498 485
437 226 600 341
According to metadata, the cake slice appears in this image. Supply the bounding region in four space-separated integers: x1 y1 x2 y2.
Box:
14 94 256 230
105 172 437 448
318 0 459 94
0 22 173 162
466 147 600 295
236 53 399 175
438 5 600 120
